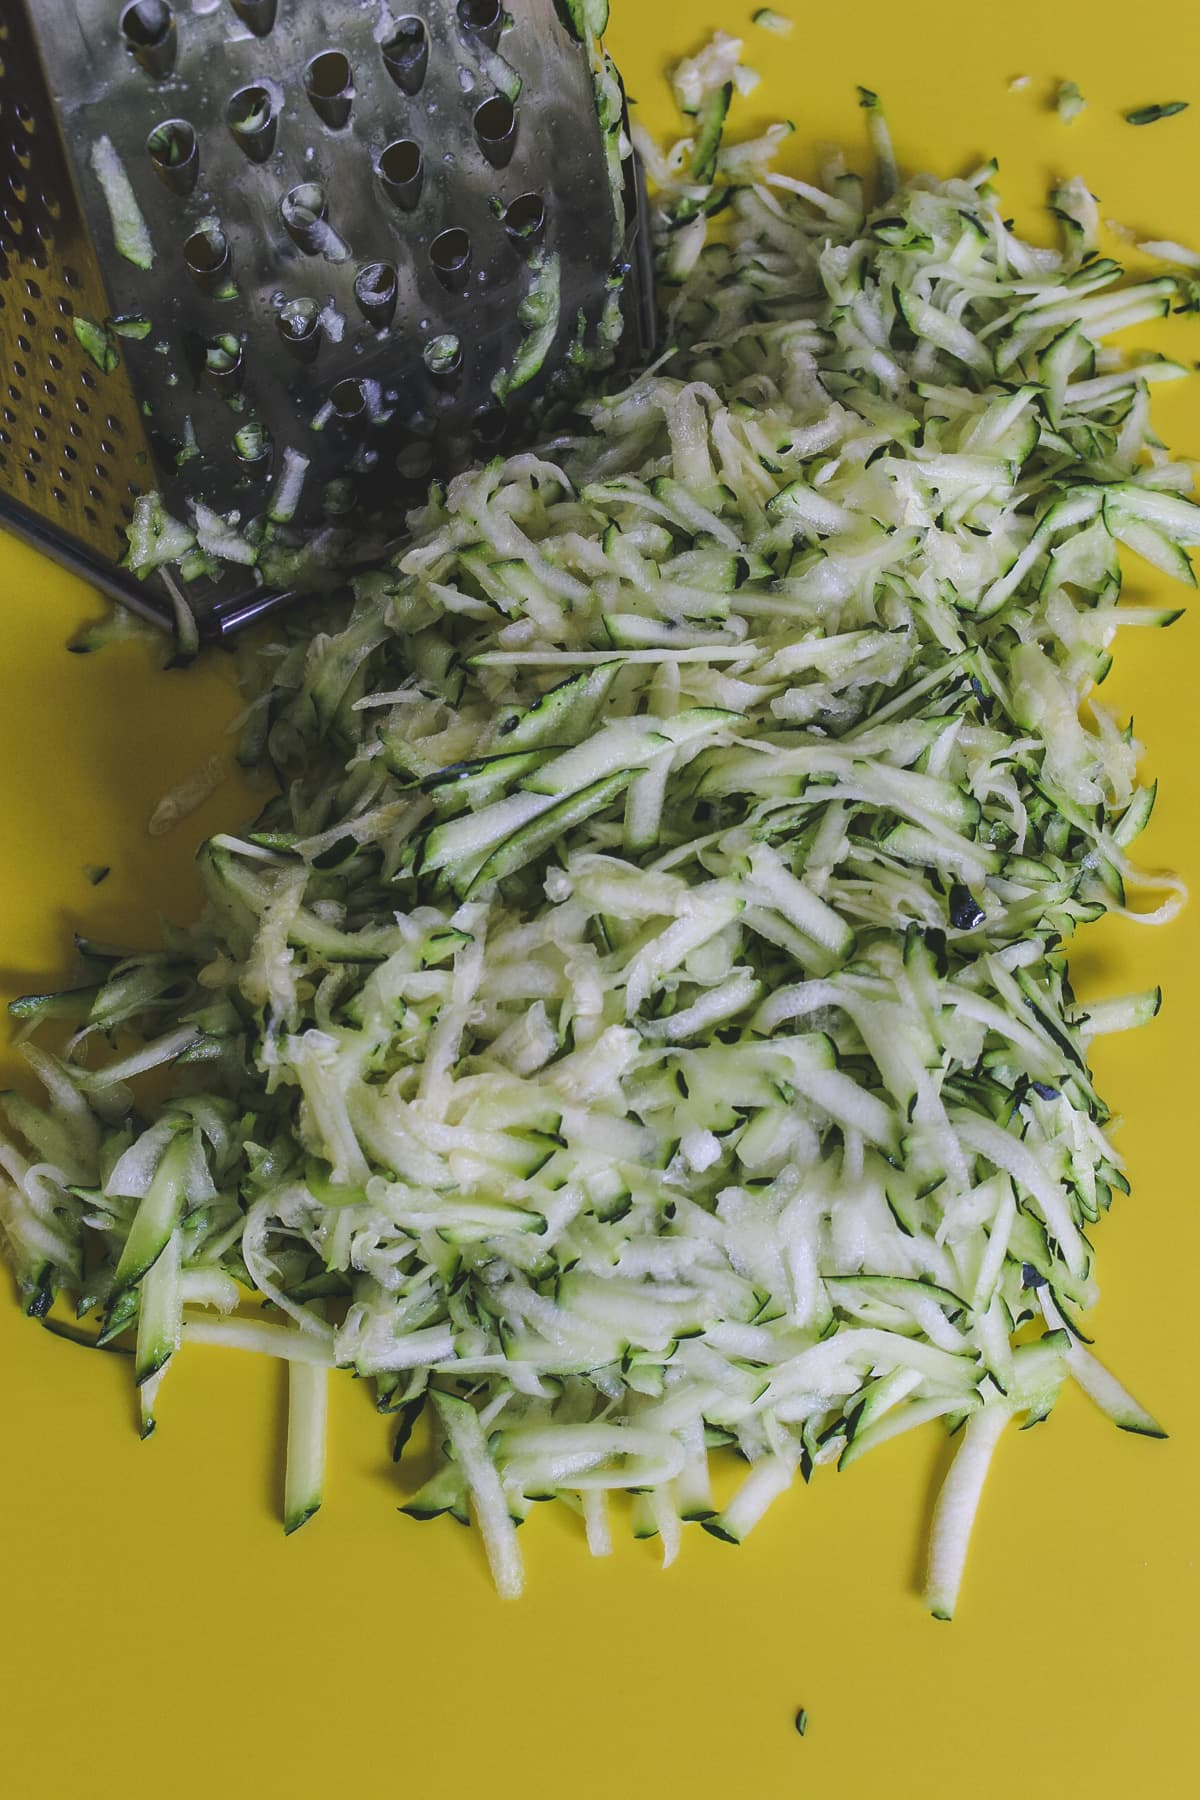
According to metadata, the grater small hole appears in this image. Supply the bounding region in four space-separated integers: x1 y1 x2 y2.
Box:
48 353 64 369
330 378 366 423
120 2 178 80
43 380 56 397
457 0 503 50
277 297 322 362
353 261 398 328
474 94 517 168
23 468 36 485
63 444 78 461
185 223 231 289
68 421 82 438
305 51 353 130
230 0 278 36
63 268 82 289
147 119 199 196
24 279 40 299
83 504 97 523
227 85 278 163
378 141 423 211
52 487 66 506
75 398 89 414
431 227 472 290
11 359 25 378
381 17 430 96
32 422 46 438
280 183 328 254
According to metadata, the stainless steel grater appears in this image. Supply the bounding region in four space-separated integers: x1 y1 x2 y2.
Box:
0 0 653 637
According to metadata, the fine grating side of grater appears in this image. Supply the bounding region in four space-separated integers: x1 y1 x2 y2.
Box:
0 0 654 638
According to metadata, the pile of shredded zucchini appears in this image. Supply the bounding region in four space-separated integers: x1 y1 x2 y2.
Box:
2 34 1192 1614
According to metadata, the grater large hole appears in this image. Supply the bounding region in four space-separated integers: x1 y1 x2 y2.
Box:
423 333 462 383
120 2 177 79
277 297 322 362
381 18 430 97
230 0 278 36
457 0 503 50
185 222 231 289
203 333 244 396
378 140 423 211
233 418 272 471
472 403 507 448
431 227 472 290
322 475 356 516
227 85 278 163
396 440 434 482
280 183 329 255
146 120 199 196
504 191 546 248
354 261 398 329
330 377 366 424
305 51 354 130
474 94 517 169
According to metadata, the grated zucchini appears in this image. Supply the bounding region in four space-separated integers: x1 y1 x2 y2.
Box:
1 31 1189 1620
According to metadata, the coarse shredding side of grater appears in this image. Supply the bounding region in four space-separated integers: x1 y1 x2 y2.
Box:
0 0 655 638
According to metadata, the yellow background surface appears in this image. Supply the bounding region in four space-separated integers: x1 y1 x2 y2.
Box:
2 3 1198 1795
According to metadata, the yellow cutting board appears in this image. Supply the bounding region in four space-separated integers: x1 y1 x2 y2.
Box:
2 4 1198 1794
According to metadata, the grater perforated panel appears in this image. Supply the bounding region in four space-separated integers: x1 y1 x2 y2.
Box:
0 1 651 637
0 6 155 594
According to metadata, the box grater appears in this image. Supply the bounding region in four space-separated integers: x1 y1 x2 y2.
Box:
0 0 653 637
